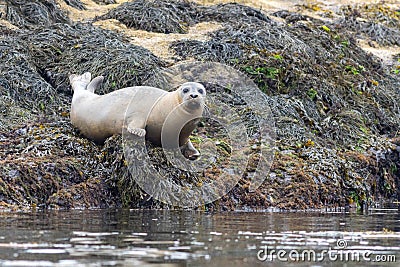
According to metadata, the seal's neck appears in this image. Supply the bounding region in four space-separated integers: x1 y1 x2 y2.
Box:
173 90 183 106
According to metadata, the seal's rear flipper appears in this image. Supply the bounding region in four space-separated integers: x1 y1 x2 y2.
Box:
69 72 92 92
87 76 104 93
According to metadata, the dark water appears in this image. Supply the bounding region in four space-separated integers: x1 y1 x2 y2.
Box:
0 209 399 266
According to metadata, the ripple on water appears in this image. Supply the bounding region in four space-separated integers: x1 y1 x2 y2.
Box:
0 210 399 266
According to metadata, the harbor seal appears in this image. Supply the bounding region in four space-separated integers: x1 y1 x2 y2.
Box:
69 72 206 160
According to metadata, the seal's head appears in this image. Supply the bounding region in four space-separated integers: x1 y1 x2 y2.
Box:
178 82 206 111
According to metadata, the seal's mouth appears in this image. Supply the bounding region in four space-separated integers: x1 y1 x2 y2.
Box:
184 99 202 110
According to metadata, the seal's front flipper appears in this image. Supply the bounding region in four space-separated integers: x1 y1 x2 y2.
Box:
126 121 146 137
128 127 146 137
69 72 92 91
87 76 104 93
182 140 200 160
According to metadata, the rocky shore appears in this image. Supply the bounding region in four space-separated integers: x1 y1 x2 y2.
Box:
0 0 399 210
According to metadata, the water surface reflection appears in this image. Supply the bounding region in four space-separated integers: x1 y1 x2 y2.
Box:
0 209 399 266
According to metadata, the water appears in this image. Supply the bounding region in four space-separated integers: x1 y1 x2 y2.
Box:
0 209 399 266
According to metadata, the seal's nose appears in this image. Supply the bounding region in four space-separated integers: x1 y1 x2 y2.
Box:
190 94 198 99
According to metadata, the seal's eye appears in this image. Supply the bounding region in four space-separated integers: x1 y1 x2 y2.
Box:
198 88 204 94
182 88 189 94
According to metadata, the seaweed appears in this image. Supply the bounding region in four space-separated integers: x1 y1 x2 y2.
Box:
5 0 71 29
92 0 117 5
171 18 400 148
0 0 399 210
96 0 200 34
0 38 59 115
167 2 400 210
0 121 99 208
16 23 165 94
198 3 272 25
0 20 164 209
63 0 86 10
96 1 271 33
333 3 400 46
334 17 400 46
272 10 319 24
